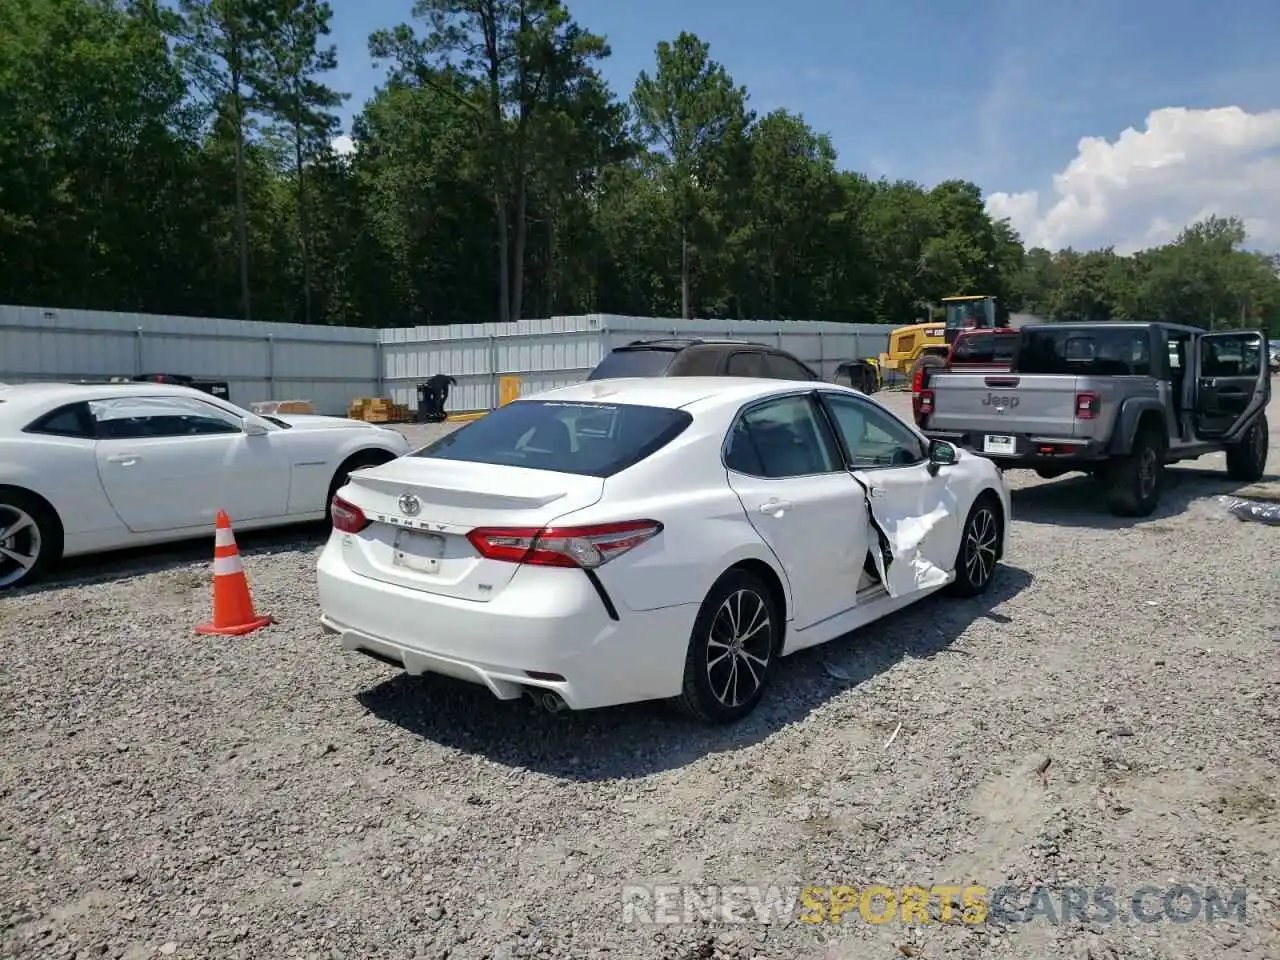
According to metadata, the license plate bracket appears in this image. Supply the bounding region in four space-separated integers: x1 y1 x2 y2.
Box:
983 434 1016 455
393 529 445 574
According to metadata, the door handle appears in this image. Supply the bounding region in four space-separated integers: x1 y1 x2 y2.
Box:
758 499 792 515
106 454 140 465
868 486 886 498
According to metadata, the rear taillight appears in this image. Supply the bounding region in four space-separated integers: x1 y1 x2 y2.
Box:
918 389 934 415
1075 392 1099 419
331 495 369 533
467 520 663 569
911 366 924 394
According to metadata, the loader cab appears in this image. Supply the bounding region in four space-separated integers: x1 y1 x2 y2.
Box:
941 296 1006 345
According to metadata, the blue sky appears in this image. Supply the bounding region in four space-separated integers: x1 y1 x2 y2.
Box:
327 0 1280 210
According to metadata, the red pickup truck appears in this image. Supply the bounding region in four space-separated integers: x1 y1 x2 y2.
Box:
912 328 1018 423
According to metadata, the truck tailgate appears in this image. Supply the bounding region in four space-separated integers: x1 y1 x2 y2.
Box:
925 373 1084 437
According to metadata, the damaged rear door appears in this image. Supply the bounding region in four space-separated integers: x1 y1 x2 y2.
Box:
815 390 962 598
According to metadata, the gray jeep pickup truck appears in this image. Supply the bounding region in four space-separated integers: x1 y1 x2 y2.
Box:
917 322 1271 516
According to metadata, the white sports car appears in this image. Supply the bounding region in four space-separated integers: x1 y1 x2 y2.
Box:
0 382 411 589
318 377 1011 724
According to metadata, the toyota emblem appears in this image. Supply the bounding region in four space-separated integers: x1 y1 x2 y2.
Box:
398 493 421 516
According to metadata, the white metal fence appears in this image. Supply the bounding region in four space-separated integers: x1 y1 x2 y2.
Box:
1 305 896 416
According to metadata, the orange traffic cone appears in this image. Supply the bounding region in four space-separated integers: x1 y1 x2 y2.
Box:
195 510 273 636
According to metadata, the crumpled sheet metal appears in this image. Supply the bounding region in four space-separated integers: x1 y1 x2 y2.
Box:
1220 495 1280 526
854 474 959 598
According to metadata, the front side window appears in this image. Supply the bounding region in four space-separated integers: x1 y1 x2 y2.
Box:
88 396 243 439
723 395 840 478
819 393 927 468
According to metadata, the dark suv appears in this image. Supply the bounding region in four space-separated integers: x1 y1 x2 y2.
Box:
587 338 820 381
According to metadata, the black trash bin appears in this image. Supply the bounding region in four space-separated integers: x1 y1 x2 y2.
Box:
416 382 436 423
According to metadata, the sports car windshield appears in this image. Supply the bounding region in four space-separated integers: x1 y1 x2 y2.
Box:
412 399 692 477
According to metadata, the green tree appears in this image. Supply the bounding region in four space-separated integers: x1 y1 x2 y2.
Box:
370 0 608 323
251 0 346 323
172 0 270 319
631 32 751 318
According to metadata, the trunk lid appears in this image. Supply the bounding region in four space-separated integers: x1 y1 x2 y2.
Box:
925 373 1085 437
335 457 605 601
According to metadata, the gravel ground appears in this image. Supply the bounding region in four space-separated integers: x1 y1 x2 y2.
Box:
3 390 1279 960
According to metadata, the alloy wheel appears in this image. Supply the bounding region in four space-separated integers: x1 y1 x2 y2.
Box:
1137 448 1159 498
0 505 42 589
964 507 998 588
705 589 773 708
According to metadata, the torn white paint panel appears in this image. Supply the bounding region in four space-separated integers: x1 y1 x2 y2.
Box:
852 471 961 599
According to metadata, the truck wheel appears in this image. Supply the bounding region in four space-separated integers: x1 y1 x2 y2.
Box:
1105 427 1164 517
1224 415 1268 482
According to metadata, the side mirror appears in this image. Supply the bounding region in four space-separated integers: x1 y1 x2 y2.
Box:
927 439 956 476
243 417 269 437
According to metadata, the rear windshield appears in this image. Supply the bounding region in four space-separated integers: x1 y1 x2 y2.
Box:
587 348 676 380
1015 328 1152 376
953 333 1017 363
412 400 692 477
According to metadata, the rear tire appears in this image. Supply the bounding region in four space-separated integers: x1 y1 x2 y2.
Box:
1104 426 1165 517
0 489 62 590
1224 415 1268 482
674 568 779 725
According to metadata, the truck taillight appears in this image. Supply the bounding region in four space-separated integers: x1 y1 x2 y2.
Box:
467 520 663 569
918 390 934 415
911 366 924 393
1075 392 1099 419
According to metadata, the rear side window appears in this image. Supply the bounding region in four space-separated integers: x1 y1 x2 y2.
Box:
953 334 1017 363
1016 328 1151 376
724 395 839 478
25 402 94 438
763 352 817 380
670 348 723 376
412 400 692 477
726 352 766 377
587 348 676 380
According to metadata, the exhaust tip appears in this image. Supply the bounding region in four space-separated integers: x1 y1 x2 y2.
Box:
526 689 569 713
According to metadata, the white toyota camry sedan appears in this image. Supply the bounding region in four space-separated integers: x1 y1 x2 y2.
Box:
318 377 1010 724
0 382 411 589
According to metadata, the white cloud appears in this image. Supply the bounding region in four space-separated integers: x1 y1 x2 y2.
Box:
331 134 356 156
986 106 1280 253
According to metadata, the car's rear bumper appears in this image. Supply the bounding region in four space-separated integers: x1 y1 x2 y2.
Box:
316 541 697 710
927 429 1108 468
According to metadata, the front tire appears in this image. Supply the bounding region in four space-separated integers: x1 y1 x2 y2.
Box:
675 568 779 724
947 496 1001 597
1224 415 1268 482
0 490 61 590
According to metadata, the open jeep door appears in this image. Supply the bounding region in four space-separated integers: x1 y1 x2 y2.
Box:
1193 330 1271 440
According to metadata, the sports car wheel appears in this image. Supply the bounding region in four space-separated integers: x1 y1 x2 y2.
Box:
675 568 778 724
0 491 59 590
947 496 1001 597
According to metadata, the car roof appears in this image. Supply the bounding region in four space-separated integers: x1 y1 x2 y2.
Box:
615 338 773 350
0 381 217 424
525 376 863 411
